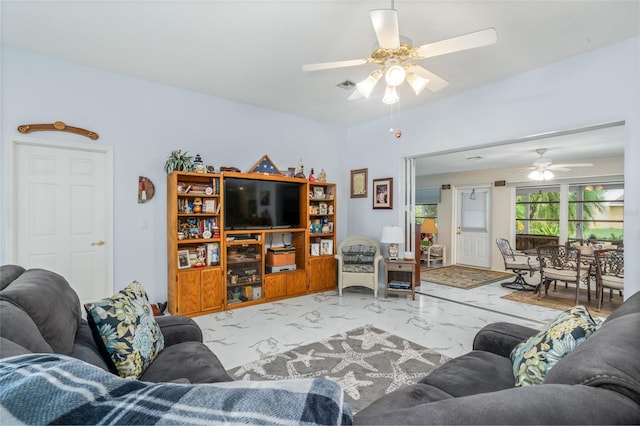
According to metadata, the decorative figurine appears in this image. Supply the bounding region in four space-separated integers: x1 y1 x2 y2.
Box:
318 169 327 182
308 168 316 182
295 158 306 178
193 154 206 173
192 198 203 213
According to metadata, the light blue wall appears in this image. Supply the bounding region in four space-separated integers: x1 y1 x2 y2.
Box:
346 36 639 297
2 36 639 301
1 47 346 302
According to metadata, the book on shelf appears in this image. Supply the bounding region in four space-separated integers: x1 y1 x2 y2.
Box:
389 281 411 290
207 243 220 266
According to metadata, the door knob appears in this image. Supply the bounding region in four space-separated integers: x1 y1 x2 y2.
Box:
91 240 105 246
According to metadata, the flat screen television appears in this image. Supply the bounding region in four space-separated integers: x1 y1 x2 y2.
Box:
224 177 301 230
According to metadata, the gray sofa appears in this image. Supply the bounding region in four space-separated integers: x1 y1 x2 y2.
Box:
0 265 232 384
355 290 640 424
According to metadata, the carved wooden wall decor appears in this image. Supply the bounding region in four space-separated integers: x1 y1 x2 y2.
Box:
17 121 99 140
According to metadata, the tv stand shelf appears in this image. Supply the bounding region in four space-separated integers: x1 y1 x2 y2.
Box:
167 171 336 316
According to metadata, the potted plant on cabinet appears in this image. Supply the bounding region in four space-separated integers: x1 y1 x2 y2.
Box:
164 150 193 173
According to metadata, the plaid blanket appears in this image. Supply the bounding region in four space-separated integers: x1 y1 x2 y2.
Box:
0 354 352 425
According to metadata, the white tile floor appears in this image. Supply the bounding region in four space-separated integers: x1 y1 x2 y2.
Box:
194 274 565 370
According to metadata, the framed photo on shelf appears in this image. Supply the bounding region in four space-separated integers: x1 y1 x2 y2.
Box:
350 168 368 198
177 249 190 269
313 186 325 199
204 199 216 213
320 239 333 255
310 243 320 256
373 177 393 209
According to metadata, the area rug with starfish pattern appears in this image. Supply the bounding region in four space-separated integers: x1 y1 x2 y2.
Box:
226 325 450 413
421 265 515 289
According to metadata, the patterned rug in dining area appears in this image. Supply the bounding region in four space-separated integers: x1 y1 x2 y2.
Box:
420 265 515 289
502 286 622 317
226 326 450 413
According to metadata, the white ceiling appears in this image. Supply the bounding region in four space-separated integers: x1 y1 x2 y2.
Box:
413 122 626 177
0 1 634 179
2 1 639 127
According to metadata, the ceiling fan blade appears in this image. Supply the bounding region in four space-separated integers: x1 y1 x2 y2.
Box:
370 9 400 49
415 27 497 59
347 90 363 101
302 58 369 72
409 65 449 92
548 163 594 170
533 160 552 167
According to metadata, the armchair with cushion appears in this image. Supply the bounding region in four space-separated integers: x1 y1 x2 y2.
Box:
335 236 383 298
420 243 446 267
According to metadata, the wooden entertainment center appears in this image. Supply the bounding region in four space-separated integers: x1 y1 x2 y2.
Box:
166 171 336 316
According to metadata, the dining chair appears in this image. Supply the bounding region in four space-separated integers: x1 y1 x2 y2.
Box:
594 248 624 310
496 238 538 290
536 244 590 305
566 239 597 287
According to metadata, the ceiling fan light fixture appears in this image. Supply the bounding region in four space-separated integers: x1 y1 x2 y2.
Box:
356 69 383 98
406 73 429 95
382 85 399 104
384 60 406 86
528 170 554 181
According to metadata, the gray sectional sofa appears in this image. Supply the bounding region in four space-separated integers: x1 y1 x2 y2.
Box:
355 290 640 424
2 264 639 424
0 265 232 383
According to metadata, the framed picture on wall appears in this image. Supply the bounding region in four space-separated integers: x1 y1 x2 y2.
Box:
373 177 393 209
350 168 368 198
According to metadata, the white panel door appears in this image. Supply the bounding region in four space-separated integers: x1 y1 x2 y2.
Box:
13 140 112 305
456 188 491 268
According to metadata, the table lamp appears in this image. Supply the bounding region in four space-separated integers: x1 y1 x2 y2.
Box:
420 219 438 245
381 226 404 260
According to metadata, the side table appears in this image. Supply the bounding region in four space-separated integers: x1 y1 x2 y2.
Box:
384 258 416 300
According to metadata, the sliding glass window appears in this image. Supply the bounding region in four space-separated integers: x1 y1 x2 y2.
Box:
515 187 561 250
568 183 624 243
515 182 624 250
415 186 439 226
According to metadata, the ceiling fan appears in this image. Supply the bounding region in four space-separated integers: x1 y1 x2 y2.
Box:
302 2 497 104
527 148 593 181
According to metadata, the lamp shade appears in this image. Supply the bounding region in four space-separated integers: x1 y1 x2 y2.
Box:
356 69 383 98
420 219 437 234
380 226 404 243
382 85 399 105
381 225 403 260
406 73 429 95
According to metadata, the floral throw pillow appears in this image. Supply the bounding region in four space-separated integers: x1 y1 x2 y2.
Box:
510 305 600 386
84 281 164 379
